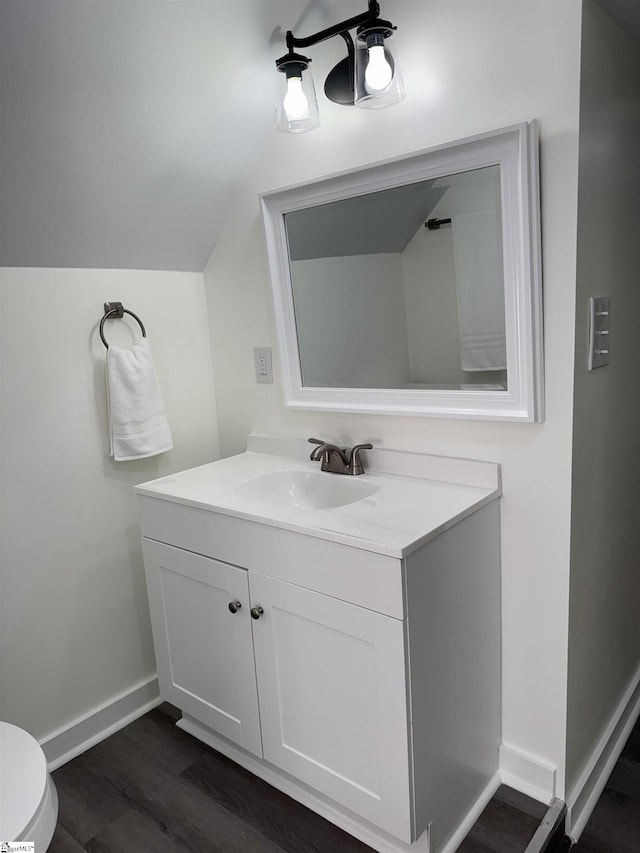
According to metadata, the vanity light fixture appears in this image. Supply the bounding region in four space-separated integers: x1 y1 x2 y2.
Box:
274 0 404 133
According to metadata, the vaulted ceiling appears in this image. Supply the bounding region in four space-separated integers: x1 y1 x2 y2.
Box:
0 0 346 271
1 0 638 272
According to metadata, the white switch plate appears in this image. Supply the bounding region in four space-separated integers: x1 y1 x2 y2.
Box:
588 297 610 370
254 347 273 383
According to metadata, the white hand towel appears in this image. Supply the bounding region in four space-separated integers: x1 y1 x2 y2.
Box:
106 338 173 461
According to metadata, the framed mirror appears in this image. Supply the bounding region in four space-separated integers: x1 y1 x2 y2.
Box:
260 122 543 422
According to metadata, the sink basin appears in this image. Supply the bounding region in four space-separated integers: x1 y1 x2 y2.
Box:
235 469 380 510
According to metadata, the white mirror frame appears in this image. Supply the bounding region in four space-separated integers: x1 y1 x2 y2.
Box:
260 122 544 422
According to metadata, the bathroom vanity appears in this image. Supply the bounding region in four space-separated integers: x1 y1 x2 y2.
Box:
136 436 502 853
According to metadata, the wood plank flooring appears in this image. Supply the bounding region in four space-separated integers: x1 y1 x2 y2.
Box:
570 720 640 853
457 786 547 852
49 704 639 852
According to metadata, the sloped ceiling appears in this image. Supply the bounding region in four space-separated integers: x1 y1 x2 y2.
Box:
286 183 448 260
0 0 346 271
1 0 639 272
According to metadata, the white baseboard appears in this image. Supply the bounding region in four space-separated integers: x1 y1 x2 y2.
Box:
41 676 161 771
499 743 556 804
567 662 640 841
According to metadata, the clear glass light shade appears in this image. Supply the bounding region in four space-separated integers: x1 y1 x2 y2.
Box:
275 68 321 133
354 35 404 109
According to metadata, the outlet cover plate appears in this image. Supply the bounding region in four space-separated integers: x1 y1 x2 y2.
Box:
254 347 273 383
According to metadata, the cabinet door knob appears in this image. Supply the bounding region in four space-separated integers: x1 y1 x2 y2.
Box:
250 606 264 620
228 600 242 614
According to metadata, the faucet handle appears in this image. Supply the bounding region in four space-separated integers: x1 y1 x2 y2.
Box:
308 437 325 461
349 443 373 475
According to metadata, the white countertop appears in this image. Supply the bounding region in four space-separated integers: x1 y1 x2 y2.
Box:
135 440 501 558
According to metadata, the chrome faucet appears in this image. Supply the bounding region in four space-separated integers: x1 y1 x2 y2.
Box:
308 438 373 475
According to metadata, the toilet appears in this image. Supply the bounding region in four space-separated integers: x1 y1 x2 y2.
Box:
0 722 58 849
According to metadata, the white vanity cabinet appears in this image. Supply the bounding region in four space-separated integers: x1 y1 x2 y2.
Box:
141 533 413 842
136 443 502 853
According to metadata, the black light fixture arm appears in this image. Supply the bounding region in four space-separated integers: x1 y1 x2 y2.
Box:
338 30 356 74
285 1 382 52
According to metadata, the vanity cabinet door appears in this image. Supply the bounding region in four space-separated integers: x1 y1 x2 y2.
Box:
248 572 413 843
142 539 262 757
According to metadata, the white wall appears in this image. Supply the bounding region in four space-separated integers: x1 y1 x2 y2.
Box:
402 221 462 385
0 268 219 742
291 254 409 387
204 0 582 794
567 0 640 797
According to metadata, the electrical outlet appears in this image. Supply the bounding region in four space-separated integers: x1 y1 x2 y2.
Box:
254 347 273 383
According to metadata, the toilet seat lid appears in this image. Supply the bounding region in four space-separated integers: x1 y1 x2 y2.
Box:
0 722 48 841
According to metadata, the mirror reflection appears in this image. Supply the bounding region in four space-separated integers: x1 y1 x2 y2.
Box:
285 165 507 391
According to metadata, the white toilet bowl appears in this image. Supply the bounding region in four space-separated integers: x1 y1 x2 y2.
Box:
0 722 58 849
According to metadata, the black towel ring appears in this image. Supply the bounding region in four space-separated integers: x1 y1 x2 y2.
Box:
100 302 146 349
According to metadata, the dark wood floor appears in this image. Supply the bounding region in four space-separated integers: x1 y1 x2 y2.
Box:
49 704 639 852
457 785 548 852
570 720 640 853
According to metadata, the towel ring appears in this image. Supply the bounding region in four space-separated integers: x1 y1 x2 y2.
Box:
100 302 146 349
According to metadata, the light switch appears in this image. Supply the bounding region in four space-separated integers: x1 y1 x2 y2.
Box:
588 297 610 370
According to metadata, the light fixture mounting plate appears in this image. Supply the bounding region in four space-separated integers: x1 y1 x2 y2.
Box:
324 57 354 105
